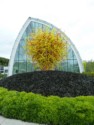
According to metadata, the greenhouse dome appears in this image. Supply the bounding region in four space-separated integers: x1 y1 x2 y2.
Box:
8 17 84 76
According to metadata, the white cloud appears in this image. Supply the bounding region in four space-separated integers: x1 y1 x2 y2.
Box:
0 0 94 60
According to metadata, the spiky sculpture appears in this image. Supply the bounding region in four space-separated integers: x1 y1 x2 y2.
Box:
26 29 67 70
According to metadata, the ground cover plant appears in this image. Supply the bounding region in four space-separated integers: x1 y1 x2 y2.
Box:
0 87 94 125
0 71 94 97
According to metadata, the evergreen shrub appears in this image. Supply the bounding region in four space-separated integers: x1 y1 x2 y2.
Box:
83 72 94 77
0 87 94 125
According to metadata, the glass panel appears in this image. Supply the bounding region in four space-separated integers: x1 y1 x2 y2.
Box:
73 52 77 59
23 31 27 39
19 61 26 73
38 23 42 29
35 22 39 28
73 59 78 67
73 59 79 72
20 39 26 46
74 67 79 72
62 60 68 71
67 46 77 60
19 54 26 61
14 51 18 61
42 25 49 31
31 22 36 33
68 48 74 59
13 61 19 74
27 61 32 72
19 45 25 55
26 24 32 36
68 60 74 72
18 40 27 61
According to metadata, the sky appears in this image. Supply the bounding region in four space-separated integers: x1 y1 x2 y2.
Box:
0 0 94 61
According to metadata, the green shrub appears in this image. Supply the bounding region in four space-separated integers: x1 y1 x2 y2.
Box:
0 73 7 79
83 72 94 77
0 87 94 125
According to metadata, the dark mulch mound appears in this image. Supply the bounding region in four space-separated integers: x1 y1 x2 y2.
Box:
0 71 94 97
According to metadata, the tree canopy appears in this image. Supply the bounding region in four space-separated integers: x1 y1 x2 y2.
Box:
0 57 9 66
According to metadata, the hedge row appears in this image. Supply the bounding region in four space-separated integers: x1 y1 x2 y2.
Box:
0 87 94 125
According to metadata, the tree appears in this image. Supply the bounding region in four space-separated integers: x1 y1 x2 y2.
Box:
83 60 94 72
0 57 9 66
25 29 67 70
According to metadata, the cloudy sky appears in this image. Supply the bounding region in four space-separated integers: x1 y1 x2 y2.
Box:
0 0 94 60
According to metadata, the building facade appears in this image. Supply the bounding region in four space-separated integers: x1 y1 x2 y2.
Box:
0 66 8 74
8 17 84 76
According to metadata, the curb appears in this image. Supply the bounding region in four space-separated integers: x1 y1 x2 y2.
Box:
0 116 43 125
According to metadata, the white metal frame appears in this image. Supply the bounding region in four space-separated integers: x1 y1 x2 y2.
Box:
8 17 84 76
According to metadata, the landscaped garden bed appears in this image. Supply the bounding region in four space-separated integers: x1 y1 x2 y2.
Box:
0 71 94 124
0 71 94 97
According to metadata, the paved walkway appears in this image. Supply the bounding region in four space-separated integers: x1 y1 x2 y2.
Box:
0 116 42 125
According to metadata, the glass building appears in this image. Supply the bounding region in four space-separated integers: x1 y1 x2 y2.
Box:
8 17 84 76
